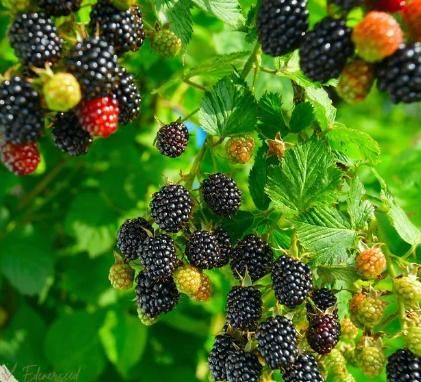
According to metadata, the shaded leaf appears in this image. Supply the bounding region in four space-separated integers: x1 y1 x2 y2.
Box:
289 102 314 132
257 92 288 138
192 0 245 27
249 144 270 210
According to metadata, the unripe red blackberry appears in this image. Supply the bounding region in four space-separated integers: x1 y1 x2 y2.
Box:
357 343 385 377
202 173 241 217
226 286 262 331
138 234 179 282
186 230 229 270
225 349 262 382
299 17 354 82
257 0 309 57
39 0 82 16
230 234 273 282
66 37 118 99
225 135 255 164
282 354 324 382
356 247 386 279
0 142 40 176
407 326 421 357
89 0 145 55
355 296 385 328
156 122 189 158
208 334 237 381
394 276 421 307
307 313 341 354
192 272 212 301
52 112 92 156
256 315 298 370
9 12 62 68
117 217 153 262
386 348 421 382
151 29 183 58
135 272 179 321
0 76 44 145
108 261 134 289
150 184 193 233
114 66 141 124
272 256 313 308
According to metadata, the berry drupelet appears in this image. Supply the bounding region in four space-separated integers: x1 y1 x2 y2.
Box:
226 286 262 331
114 66 141 124
9 12 62 68
386 348 421 382
231 234 273 282
257 0 309 57
66 37 118 99
39 0 82 16
52 112 92 156
150 184 193 233
307 313 341 354
0 76 44 144
272 256 313 308
282 354 324 382
156 122 189 158
225 349 262 382
89 0 145 55
202 173 241 217
208 334 237 381
117 217 153 262
299 17 354 82
256 316 298 370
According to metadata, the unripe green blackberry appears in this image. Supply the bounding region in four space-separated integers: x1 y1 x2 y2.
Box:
226 286 262 331
138 234 179 282
325 348 349 379
208 334 237 381
357 344 385 377
272 256 313 308
256 315 298 370
394 276 421 307
340 318 358 341
156 122 189 158
231 234 273 282
151 29 182 58
282 354 324 382
150 184 193 233
43 73 81 112
117 217 153 262
108 261 134 289
202 173 242 217
174 264 202 296
225 349 262 382
355 296 385 328
407 326 421 356
386 348 421 381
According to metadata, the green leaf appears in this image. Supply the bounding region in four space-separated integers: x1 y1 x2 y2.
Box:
296 207 357 264
249 144 270 210
305 86 336 129
316 265 358 289
199 75 257 137
346 178 374 230
192 0 245 27
44 311 106 382
157 0 193 46
257 92 288 138
328 124 381 163
381 191 421 246
266 139 342 216
289 102 314 133
221 211 255 241
0 229 54 296
99 310 148 378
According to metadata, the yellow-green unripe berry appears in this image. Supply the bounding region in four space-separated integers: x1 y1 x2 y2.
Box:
108 262 134 290
394 276 421 307
407 326 421 356
110 0 137 10
151 29 182 58
43 73 81 112
358 346 385 377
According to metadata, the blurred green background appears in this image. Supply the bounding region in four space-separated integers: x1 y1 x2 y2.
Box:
0 1 420 381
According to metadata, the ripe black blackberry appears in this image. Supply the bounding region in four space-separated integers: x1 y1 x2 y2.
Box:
0 77 44 144
138 234 178 281
299 17 354 82
66 37 118 99
257 0 309 57
387 348 420 382
226 349 262 382
39 0 82 16
226 286 262 331
202 173 241 217
214 228 233 265
282 354 324 382
156 122 189 158
150 184 192 232
307 313 341 354
52 112 92 156
114 66 141 124
9 12 62 68
117 217 153 262
231 234 273 282
135 271 179 320
307 288 338 320
272 256 313 308
186 231 228 269
208 334 237 381
376 43 421 104
256 316 298 370
89 0 145 55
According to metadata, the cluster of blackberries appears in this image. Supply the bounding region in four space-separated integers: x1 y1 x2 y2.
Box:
257 0 421 103
0 0 144 176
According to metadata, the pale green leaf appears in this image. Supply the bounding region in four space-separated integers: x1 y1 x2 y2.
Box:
305 86 336 129
346 178 374 230
157 0 193 45
192 0 245 27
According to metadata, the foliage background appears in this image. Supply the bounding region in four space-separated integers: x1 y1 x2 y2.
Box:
0 0 420 381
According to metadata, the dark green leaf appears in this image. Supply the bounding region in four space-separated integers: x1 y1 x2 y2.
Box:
257 92 288 138
249 144 270 210
289 102 314 133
